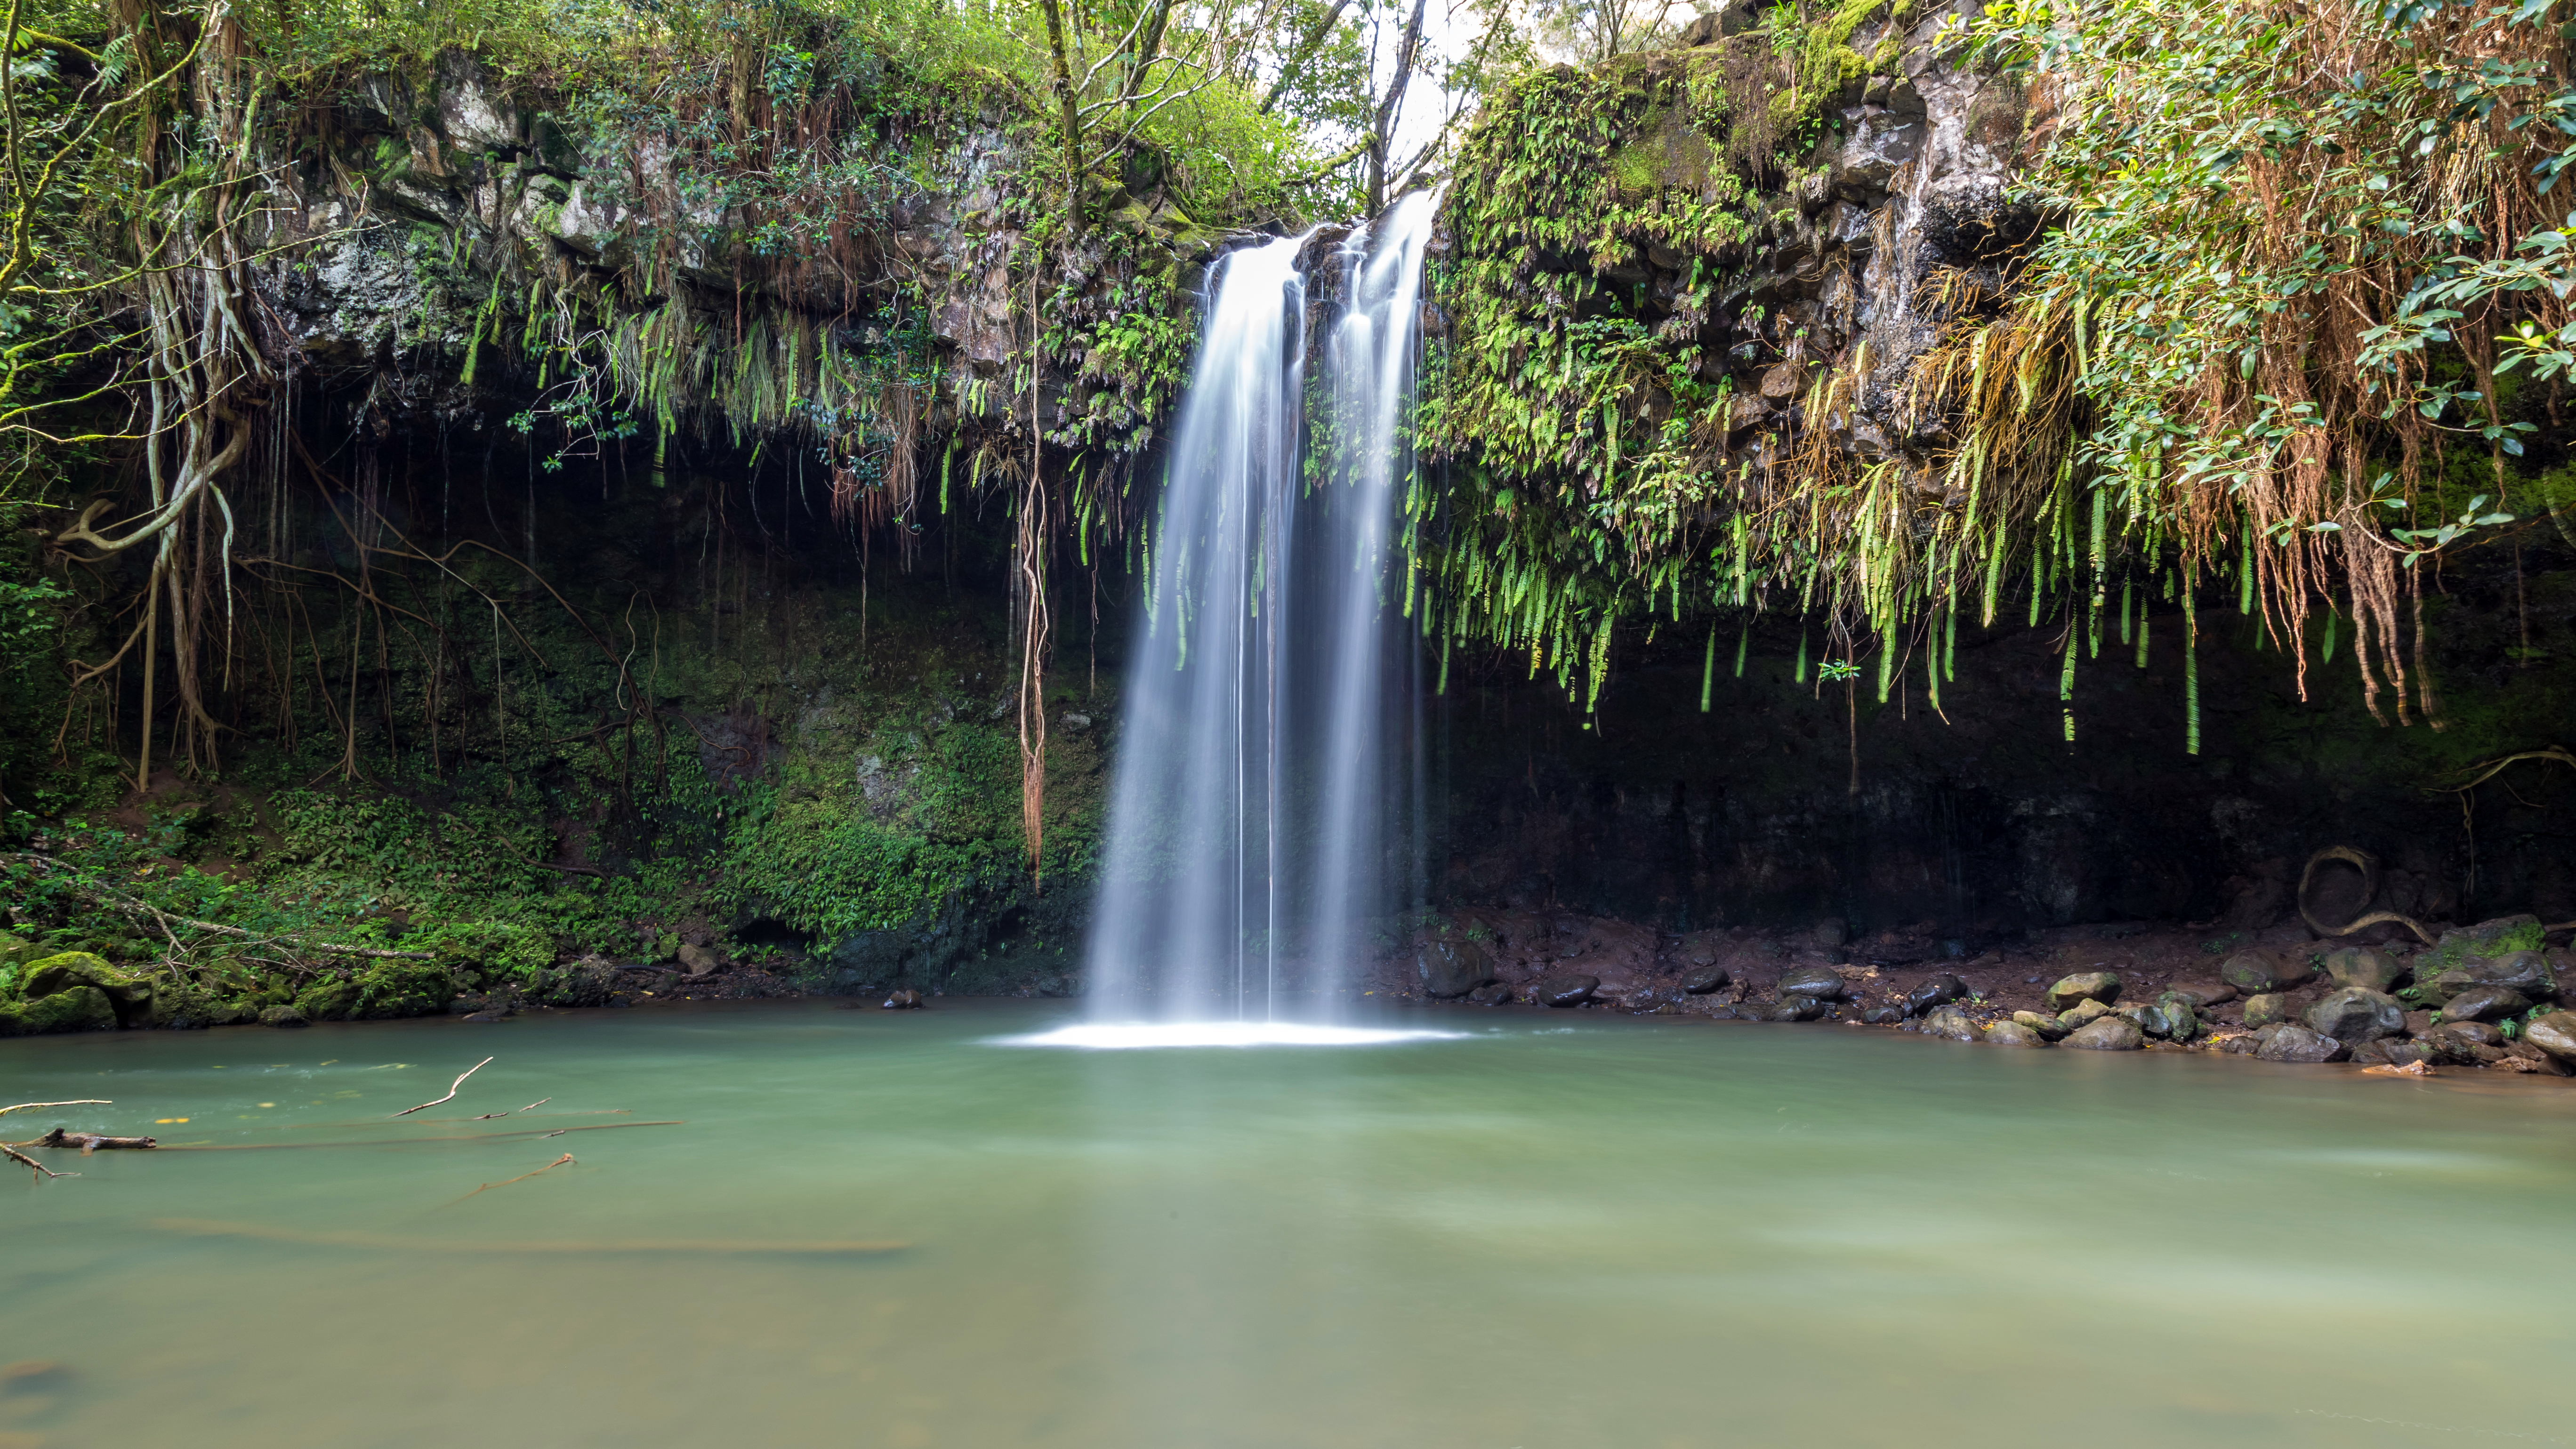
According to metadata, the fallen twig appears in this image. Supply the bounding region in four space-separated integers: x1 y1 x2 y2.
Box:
442 1152 576 1208
155 1217 908 1255
2 1143 73 1181
393 1056 493 1118
0 1100 112 1118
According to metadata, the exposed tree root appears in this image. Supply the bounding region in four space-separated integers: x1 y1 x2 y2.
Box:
2296 846 2436 943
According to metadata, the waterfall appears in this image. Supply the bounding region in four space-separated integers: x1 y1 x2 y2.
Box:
1084 193 1437 1022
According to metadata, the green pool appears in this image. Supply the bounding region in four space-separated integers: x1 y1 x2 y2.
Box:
4 1001 2569 1448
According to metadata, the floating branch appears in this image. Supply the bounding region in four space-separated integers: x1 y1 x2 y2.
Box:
20 1128 158 1152
394 1057 494 1118
443 1152 577 1208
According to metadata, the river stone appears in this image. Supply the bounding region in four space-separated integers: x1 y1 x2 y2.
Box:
1466 983 1513 1005
2426 950 2557 1005
1417 939 1498 999
2438 1020 2505 1048
2439 984 2529 1023
1983 1021 2046 1047
8 984 116 1034
1681 965 1731 994
1813 918 1849 948
1917 1004 1980 1041
2047 971 2122 1010
2063 1017 2144 1051
1766 996 1825 1022
1538 973 1600 1007
2507 1039 2574 1075
257 1004 309 1028
2382 1039 2441 1069
2012 1009 2071 1041
2242 992 2298 1028
2304 987 2405 1045
2221 950 2312 994
1775 965 1847 1001
1904 974 1967 1015
2346 1038 2401 1066
2163 979 2236 1008
676 942 722 976
1860 1005 1906 1025
2322 947 2408 993
2256 1024 2345 1063
2415 1026 2487 1064
880 989 925 1009
2524 1012 2576 1063
2402 1008 2438 1037
2153 994 2201 1041
2058 998 2114 1029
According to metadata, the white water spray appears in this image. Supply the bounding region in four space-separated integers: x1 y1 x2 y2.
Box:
1082 193 1437 1025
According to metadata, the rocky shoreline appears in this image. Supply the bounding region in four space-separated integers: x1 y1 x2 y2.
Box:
1387 910 2576 1077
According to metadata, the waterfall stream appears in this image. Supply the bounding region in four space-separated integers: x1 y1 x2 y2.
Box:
1083 193 1436 1023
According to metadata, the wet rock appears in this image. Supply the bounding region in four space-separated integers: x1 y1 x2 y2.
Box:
1466 983 1513 1005
2215 1031 2263 1055
1537 973 1600 1007
258 1004 309 1028
2012 1009 2071 1041
1766 996 1826 1022
676 943 722 976
2506 1038 2574 1075
1681 965 1731 995
2523 1011 2576 1064
2402 1009 2439 1038
2322 948 2408 993
2163 979 2236 1008
2255 1025 2345 1063
1983 1021 2046 1047
2241 993 2298 1028
880 989 925 1009
2345 1038 2400 1066
2063 1017 2144 1051
1859 1005 1907 1025
1903 974 1967 1016
2304 988 2405 1045
2426 951 2556 1005
1417 939 1498 999
2380 1039 2442 1069
2221 950 2311 995
1917 1004 1980 1041
1775 965 1847 1001
2439 985 2530 1023
2148 995 2201 1041
2058 998 2115 1030
2436 1020 2504 1048
2046 971 2121 1010
460 1009 511 1023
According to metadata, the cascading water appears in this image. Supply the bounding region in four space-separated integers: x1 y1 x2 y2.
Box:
1079 192 1437 1029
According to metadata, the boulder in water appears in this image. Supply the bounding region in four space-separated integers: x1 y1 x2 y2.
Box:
2255 1024 2345 1063
1859 1005 1906 1025
1916 1005 1980 1042
2523 1011 2576 1064
1536 973 1599 1007
881 989 925 1009
2058 998 2114 1030
1982 1021 2046 1047
1466 983 1513 1005
2062 1017 2144 1051
1766 996 1826 1022
2012 1010 2070 1041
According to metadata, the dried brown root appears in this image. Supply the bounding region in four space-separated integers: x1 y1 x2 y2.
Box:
2296 846 2435 944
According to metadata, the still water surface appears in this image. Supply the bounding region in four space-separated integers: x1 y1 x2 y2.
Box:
5 1000 2570 1448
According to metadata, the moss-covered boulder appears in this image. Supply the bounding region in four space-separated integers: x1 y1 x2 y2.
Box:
294 977 360 1021
0 983 119 1034
18 952 156 1026
350 960 457 1019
